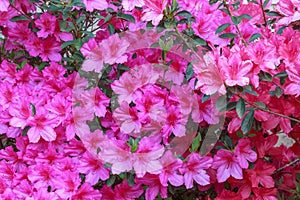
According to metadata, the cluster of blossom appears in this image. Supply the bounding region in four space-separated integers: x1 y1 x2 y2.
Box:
0 0 299 199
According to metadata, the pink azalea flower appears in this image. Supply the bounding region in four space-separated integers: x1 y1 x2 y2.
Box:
82 0 108 12
135 174 168 200
27 107 59 143
133 136 164 177
180 153 213 189
194 53 226 95
39 37 62 62
234 138 257 169
247 40 279 72
113 102 144 136
71 182 102 200
0 0 9 12
102 34 130 64
159 151 184 187
94 88 109 117
122 0 144 11
78 152 109 185
162 105 187 138
53 171 81 198
35 12 56 38
114 181 144 200
212 149 243 183
218 53 253 87
81 42 104 73
9 98 32 129
142 0 167 26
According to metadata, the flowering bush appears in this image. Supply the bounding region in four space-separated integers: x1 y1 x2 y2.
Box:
0 0 300 199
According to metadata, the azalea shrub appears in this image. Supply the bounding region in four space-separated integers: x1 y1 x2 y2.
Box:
0 0 300 199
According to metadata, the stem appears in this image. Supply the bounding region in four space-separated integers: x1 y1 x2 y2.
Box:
237 93 300 145
222 0 248 46
259 0 267 25
9 3 32 21
272 158 300 175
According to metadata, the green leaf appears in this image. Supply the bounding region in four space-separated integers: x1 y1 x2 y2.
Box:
236 99 246 118
274 72 288 78
267 11 282 17
126 173 135 187
60 39 83 50
191 133 201 152
277 26 287 34
249 33 262 42
255 102 267 109
106 176 116 186
10 16 29 22
202 94 210 103
185 62 194 80
231 16 239 25
22 126 31 136
241 109 255 134
176 10 193 18
193 37 207 46
108 24 115 35
117 14 136 23
215 23 231 34
227 102 237 111
219 33 237 39
270 86 283 98
30 103 36 116
263 0 270 8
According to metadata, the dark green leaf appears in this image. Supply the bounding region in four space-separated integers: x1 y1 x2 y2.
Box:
185 62 194 80
249 33 262 42
108 24 115 35
176 10 193 18
277 26 287 34
263 0 270 8
106 176 116 186
10 16 29 22
227 102 237 111
231 16 238 25
215 23 231 34
270 86 283 98
219 33 237 39
117 14 136 23
30 103 36 116
202 94 210 103
126 173 135 187
267 11 282 17
241 109 255 134
193 37 207 46
22 126 31 136
236 99 246 118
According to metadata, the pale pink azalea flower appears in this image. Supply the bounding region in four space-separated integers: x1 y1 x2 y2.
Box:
27 107 59 143
234 138 257 169
78 152 110 185
81 43 104 73
82 0 108 12
218 53 253 87
194 53 226 95
35 12 56 38
113 102 144 136
159 151 184 187
122 0 144 11
142 0 167 26
133 136 164 177
99 139 133 175
180 153 213 189
0 0 9 11
102 34 130 64
212 149 243 183
80 130 106 156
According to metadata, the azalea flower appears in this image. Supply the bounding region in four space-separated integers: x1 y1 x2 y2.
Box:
122 0 144 11
234 138 257 169
180 153 213 189
0 0 9 12
246 160 275 188
82 0 108 12
35 12 56 38
212 149 243 183
142 0 167 26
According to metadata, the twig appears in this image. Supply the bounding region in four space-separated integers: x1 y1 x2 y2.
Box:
272 158 300 175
